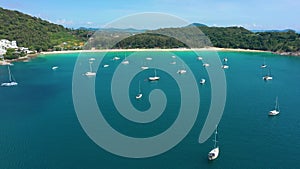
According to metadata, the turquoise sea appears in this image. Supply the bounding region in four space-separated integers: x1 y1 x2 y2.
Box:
0 51 300 169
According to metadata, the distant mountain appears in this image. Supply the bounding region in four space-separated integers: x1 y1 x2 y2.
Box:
77 27 147 33
251 29 297 33
186 23 208 27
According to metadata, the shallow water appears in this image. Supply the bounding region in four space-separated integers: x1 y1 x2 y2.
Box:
0 51 299 169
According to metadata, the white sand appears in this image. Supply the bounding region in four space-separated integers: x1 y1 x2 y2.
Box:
39 47 267 55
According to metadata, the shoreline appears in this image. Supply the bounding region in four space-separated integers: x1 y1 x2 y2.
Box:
1 47 295 65
39 47 269 55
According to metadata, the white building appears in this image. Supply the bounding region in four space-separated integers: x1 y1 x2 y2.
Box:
0 47 6 56
0 39 18 49
0 39 34 56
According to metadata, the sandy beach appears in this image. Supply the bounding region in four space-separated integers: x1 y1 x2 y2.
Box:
0 47 268 65
39 47 268 55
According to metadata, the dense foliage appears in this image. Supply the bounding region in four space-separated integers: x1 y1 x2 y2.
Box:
115 27 300 53
3 48 26 59
0 7 299 53
0 7 85 51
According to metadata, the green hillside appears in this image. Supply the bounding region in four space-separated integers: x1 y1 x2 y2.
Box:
1 7 299 54
114 27 300 53
0 7 85 51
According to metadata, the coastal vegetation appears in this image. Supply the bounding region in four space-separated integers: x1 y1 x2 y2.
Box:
0 7 85 52
114 27 300 54
0 7 299 55
3 48 26 60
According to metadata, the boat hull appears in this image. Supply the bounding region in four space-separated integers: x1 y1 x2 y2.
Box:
208 147 219 160
1 82 18 86
269 110 279 116
149 77 160 81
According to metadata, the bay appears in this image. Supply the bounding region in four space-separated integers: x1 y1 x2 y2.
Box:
0 51 299 169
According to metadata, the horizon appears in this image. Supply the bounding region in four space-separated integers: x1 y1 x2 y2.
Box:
0 0 299 31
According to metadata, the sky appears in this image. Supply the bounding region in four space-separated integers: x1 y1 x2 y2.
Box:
0 0 299 30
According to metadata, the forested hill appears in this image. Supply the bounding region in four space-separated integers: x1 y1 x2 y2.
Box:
0 7 299 54
0 7 85 51
115 27 300 54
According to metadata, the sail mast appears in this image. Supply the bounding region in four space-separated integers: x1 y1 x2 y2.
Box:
275 96 279 111
8 66 12 82
214 127 218 148
89 62 92 72
138 80 141 93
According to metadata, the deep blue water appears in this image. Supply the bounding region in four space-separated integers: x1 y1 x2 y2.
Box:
0 51 300 169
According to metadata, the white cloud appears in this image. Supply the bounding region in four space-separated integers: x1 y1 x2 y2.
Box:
55 19 74 26
86 21 93 25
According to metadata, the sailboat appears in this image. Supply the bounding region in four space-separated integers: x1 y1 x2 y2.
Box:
141 66 149 70
177 63 187 74
222 58 229 69
52 66 59 70
135 81 143 99
208 127 219 160
261 57 267 68
149 69 160 81
121 53 129 65
146 57 152 61
141 60 149 70
263 68 273 80
89 58 96 61
197 56 203 60
203 63 210 67
113 56 120 61
1 65 18 87
85 61 96 76
170 61 177 65
170 55 177 64
200 78 206 85
269 97 280 116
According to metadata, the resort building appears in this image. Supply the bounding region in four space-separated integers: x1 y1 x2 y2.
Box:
0 46 6 56
0 39 18 49
0 39 33 56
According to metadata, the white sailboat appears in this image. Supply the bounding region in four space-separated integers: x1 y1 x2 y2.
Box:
85 61 96 76
1 65 18 87
170 55 177 64
113 56 120 61
222 58 229 69
141 60 149 70
121 54 129 65
89 58 96 61
177 69 187 74
141 66 149 70
203 63 210 67
208 127 219 160
197 56 203 60
200 78 206 85
261 57 267 68
221 65 229 69
135 81 143 99
149 69 160 81
263 68 273 80
269 97 280 116
52 66 59 70
146 57 152 61
177 64 187 74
